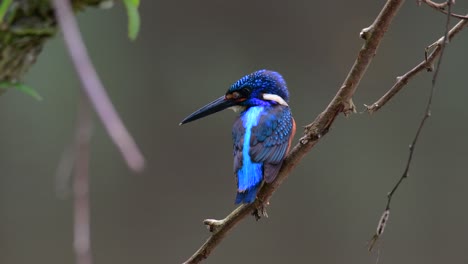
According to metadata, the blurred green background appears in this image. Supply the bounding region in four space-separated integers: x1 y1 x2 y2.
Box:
1 1 468 263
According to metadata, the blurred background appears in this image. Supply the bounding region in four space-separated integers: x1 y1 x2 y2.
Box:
1 0 467 263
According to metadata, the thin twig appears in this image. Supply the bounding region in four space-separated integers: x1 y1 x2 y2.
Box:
183 0 405 263
368 0 453 251
55 142 76 198
419 0 468 19
366 16 467 113
51 0 145 172
73 93 93 264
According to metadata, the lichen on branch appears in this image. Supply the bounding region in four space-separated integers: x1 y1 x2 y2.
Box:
0 0 107 86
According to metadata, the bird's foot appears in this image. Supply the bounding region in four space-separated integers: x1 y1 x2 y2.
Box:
252 202 269 221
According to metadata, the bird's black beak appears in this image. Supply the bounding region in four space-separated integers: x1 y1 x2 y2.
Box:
180 96 235 125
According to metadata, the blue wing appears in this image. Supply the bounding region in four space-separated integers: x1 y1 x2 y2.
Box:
232 117 244 179
249 106 295 183
232 105 295 204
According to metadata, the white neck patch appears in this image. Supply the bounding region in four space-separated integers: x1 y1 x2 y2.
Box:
229 105 246 112
262 93 288 106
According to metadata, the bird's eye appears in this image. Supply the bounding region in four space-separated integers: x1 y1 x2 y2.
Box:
226 88 250 101
231 92 241 99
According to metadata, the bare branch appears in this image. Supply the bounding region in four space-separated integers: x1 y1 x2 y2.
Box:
51 0 145 172
366 16 467 113
368 0 454 251
73 94 93 264
55 142 77 198
183 0 406 263
419 0 468 19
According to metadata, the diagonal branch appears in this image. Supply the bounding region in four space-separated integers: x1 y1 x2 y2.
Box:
418 0 468 19
368 0 455 251
73 93 94 264
183 0 406 263
51 0 145 172
366 16 468 113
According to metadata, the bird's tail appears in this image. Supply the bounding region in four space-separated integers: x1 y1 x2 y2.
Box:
235 184 261 204
235 162 263 204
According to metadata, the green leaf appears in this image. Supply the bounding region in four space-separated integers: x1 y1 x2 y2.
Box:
123 0 141 41
0 0 13 23
0 82 43 101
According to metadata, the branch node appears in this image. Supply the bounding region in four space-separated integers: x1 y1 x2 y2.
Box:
343 99 357 116
427 41 438 52
368 210 390 251
203 219 225 233
360 25 374 40
301 122 321 144
426 63 434 72
299 137 309 145
364 103 379 114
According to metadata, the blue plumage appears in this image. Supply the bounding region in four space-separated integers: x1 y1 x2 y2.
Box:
237 106 264 191
180 70 296 204
229 70 289 106
233 105 295 203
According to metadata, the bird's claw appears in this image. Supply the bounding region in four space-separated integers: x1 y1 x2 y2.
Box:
252 204 268 221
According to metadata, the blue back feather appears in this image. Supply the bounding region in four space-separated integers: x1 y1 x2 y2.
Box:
234 106 264 203
232 105 295 203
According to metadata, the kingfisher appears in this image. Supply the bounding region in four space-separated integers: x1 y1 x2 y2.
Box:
180 70 296 204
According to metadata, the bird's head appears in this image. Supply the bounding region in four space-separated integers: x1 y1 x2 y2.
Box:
180 70 289 125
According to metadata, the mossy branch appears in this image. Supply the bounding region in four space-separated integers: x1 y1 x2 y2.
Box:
0 0 107 85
